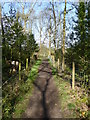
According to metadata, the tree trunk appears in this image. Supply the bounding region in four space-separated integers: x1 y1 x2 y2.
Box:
0 4 1 27
1 5 6 61
40 26 42 52
49 29 51 57
48 15 51 57
16 9 19 21
57 11 61 49
62 0 66 71
10 47 12 73
52 0 57 53
31 20 32 34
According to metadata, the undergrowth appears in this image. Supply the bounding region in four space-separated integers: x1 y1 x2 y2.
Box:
2 59 42 119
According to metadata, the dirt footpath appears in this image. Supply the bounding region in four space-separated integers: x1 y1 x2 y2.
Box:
22 60 63 119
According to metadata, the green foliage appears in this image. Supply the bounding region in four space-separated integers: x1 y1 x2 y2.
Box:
2 59 41 118
68 103 76 110
24 33 39 62
2 4 39 83
2 4 40 119
52 67 58 75
65 1 90 88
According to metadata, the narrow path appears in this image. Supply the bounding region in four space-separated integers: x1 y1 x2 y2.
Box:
22 60 63 118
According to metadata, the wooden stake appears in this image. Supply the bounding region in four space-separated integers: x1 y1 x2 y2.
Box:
51 55 52 62
19 62 21 80
53 56 55 67
72 62 75 89
58 58 60 71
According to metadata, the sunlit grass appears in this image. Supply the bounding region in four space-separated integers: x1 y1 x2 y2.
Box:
54 73 88 118
13 59 42 118
54 75 77 118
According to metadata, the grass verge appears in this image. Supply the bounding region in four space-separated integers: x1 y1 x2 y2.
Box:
54 75 77 118
2 59 42 119
13 59 42 118
48 58 88 119
54 73 88 119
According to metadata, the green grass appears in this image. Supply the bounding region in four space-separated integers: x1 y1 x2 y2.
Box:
12 59 42 118
54 75 77 118
68 103 76 110
54 73 88 118
52 68 57 75
48 59 88 118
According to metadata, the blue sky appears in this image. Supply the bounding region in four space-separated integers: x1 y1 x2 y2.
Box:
0 1 77 47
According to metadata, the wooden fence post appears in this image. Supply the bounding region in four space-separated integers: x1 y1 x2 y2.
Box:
53 56 55 67
58 58 60 71
19 62 21 80
49 51 50 57
51 55 53 62
72 62 75 89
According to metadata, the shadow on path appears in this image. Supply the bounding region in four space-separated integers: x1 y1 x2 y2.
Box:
33 73 52 119
22 60 62 118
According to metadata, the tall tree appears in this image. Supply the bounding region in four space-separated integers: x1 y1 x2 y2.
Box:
62 0 67 71
52 0 57 53
48 14 52 57
65 1 90 87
